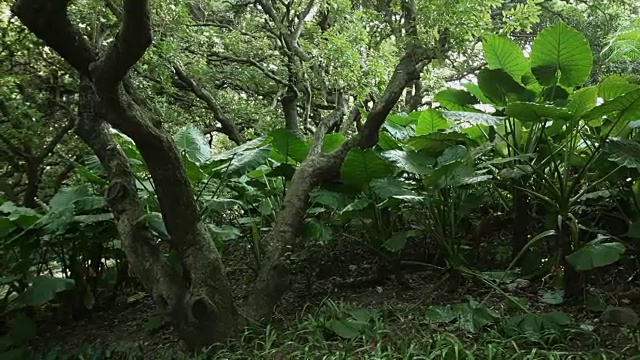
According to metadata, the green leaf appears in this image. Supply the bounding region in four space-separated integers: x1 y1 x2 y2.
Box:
383 231 410 252
340 198 373 215
174 124 211 164
208 224 241 241
380 149 434 175
540 290 564 305
340 149 393 186
440 111 504 127
477 69 535 106
434 89 478 111
303 219 333 243
598 75 639 101
482 34 530 81
568 86 598 118
327 319 362 339
310 189 349 209
139 212 170 240
49 186 92 211
415 110 451 135
370 178 415 199
585 89 640 135
9 313 37 343
506 102 572 122
322 133 346 153
405 133 471 153
426 306 456 323
225 147 271 174
15 276 75 307
530 22 593 87
566 239 626 271
268 128 309 163
204 198 244 214
144 315 165 332
605 139 640 170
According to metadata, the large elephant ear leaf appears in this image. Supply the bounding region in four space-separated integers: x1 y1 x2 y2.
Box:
268 128 310 163
482 34 530 82
530 22 593 87
174 124 211 164
340 149 393 187
566 238 625 271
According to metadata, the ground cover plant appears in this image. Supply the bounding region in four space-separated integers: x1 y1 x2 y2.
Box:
1 0 639 359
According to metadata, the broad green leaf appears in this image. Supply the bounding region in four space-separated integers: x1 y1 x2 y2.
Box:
405 132 471 153
268 128 309 163
49 186 92 211
139 212 170 240
322 133 346 153
482 34 530 81
434 89 478 111
415 110 451 135
204 198 244 213
540 290 564 305
383 231 414 252
174 124 211 164
73 213 114 224
340 198 372 214
0 202 40 228
144 315 165 332
566 240 625 271
15 276 75 307
225 147 271 174
380 149 435 175
530 22 593 87
440 111 504 127
585 88 640 135
183 155 206 184
310 189 349 209
370 178 415 199
426 305 456 323
328 319 361 339
568 86 598 118
605 139 640 169
506 102 572 123
598 75 639 101
437 145 470 166
423 161 474 189
464 83 492 104
303 219 333 243
208 224 241 241
377 131 401 150
477 69 535 106
9 313 37 343
340 149 393 186
211 136 267 161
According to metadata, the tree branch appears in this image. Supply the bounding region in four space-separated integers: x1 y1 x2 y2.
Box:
91 0 152 90
209 51 289 87
11 0 96 76
173 64 245 144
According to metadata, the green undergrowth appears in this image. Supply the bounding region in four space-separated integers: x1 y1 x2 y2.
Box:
36 299 640 360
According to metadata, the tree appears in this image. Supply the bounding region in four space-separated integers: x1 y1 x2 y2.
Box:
9 0 547 350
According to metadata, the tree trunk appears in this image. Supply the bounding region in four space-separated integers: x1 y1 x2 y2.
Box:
12 0 448 350
75 77 241 349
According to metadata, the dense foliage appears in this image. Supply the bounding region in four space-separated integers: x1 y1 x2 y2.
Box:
1 0 639 358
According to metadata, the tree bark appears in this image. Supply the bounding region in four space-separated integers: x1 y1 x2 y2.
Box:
12 0 240 349
12 0 449 349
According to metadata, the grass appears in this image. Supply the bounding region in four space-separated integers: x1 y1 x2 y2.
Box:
38 299 640 360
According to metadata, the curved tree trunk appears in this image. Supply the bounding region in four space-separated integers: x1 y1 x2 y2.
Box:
12 0 448 350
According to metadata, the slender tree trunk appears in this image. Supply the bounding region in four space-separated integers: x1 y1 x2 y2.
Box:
22 162 40 208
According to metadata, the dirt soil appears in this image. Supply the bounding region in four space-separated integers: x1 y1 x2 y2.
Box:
30 237 640 359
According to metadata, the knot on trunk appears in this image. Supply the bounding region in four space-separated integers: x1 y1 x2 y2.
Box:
187 295 217 324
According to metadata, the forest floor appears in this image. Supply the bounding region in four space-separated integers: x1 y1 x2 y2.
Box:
30 236 640 359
